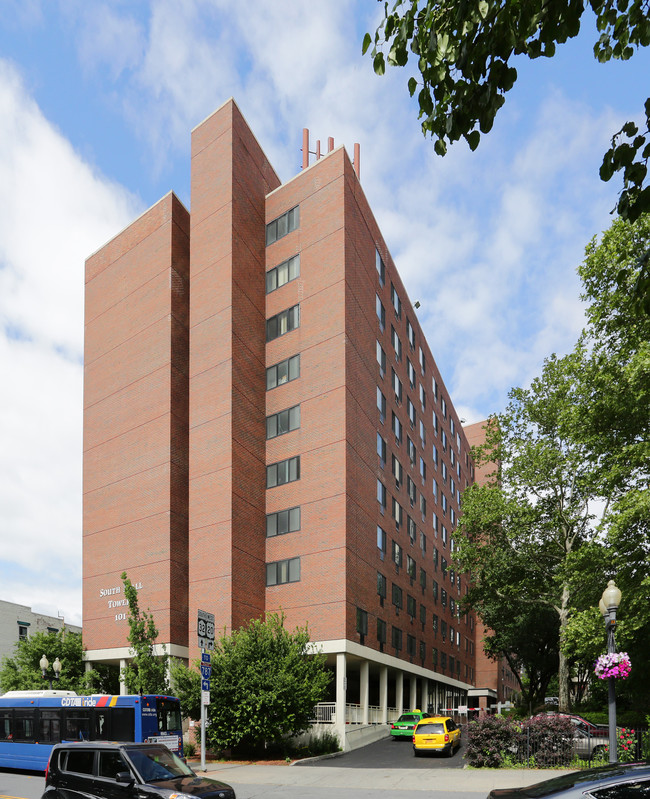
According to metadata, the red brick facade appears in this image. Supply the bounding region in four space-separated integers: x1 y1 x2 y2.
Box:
83 99 479 710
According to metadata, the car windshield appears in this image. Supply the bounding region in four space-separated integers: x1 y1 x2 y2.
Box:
125 746 195 782
397 714 420 722
417 723 445 734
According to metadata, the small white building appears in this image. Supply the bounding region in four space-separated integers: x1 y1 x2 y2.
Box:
0 599 82 664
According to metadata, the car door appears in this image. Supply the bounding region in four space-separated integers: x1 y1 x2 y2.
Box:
93 749 138 799
55 748 97 799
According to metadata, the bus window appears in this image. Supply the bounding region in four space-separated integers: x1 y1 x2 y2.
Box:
156 699 181 734
14 711 35 741
0 712 12 740
39 710 62 743
64 711 91 741
109 709 134 742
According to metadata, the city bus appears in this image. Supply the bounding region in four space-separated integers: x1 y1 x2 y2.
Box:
0 691 183 772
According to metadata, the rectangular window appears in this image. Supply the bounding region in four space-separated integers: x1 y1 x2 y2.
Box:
377 341 386 377
406 555 416 581
377 479 387 512
432 646 438 667
433 548 439 570
419 456 426 483
407 358 415 387
441 588 448 607
392 412 402 444
407 634 416 657
433 580 439 602
377 525 387 558
419 383 426 409
377 571 387 600
267 354 300 390
406 318 415 349
392 540 403 568
407 595 416 619
392 626 402 651
266 253 300 293
377 387 386 423
419 419 426 447
392 583 403 609
432 478 438 500
432 613 438 635
266 455 300 488
392 498 403 529
392 454 403 487
376 248 385 286
433 412 439 436
391 368 402 403
440 651 447 672
407 514 416 544
441 397 447 419
420 567 427 591
407 475 416 505
266 557 300 586
356 608 368 637
450 417 455 437
442 493 448 515
391 283 402 318
420 494 427 521
377 433 387 467
441 620 447 641
266 205 299 245
266 506 301 537
407 397 416 426
391 325 402 361
419 346 426 374
432 376 439 400
266 304 300 342
376 294 385 331
377 617 387 644
407 436 416 465
266 404 300 439
420 530 427 554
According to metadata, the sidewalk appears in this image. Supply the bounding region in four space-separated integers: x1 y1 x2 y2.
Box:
195 761 576 794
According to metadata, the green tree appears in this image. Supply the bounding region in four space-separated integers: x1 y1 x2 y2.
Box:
169 658 201 721
204 613 331 756
120 572 169 695
363 0 650 308
0 628 109 694
455 353 610 713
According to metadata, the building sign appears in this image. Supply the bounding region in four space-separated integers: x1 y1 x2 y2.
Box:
98 581 143 622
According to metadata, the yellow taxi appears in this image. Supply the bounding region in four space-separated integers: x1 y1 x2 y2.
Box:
412 715 461 757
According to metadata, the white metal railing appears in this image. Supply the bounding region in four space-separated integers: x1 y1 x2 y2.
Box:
311 702 403 725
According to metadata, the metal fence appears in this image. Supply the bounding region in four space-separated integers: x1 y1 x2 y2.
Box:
507 727 646 768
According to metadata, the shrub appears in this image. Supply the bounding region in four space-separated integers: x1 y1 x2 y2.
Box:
183 740 196 758
518 714 574 767
465 715 519 768
306 731 341 756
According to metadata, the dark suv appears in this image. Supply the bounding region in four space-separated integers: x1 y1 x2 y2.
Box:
42 742 236 799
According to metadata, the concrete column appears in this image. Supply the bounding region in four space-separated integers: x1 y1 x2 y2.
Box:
85 661 93 672
421 678 428 714
119 659 127 695
410 676 417 710
335 653 347 746
379 665 388 724
360 661 370 725
396 671 404 715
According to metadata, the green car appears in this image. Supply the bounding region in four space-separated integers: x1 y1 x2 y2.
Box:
390 710 425 739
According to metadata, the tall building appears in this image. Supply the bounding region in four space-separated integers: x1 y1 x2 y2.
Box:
83 99 477 747
0 599 81 664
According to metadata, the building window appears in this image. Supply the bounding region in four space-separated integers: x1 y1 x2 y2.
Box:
392 540 403 568
419 346 426 374
432 444 438 468
407 634 416 658
441 397 447 419
432 647 438 667
377 618 387 648
392 368 402 403
267 354 300 390
406 475 416 506
420 567 427 592
407 436 416 466
391 283 402 318
392 583 403 609
377 341 386 377
376 294 385 331
407 556 416 581
376 248 385 286
419 382 426 410
432 376 439 400
406 318 415 349
377 433 387 468
407 514 416 544
266 205 299 245
441 651 447 672
378 571 387 603
377 479 387 512
407 397 416 427
407 594 416 619
266 506 301 537
266 557 300 586
441 588 448 607
433 580 439 602
266 304 300 342
266 253 300 293
356 608 368 639
377 525 387 558
420 530 427 554
391 325 402 361
407 358 415 387
392 626 403 651
266 405 300 439
419 419 426 447
420 494 427 521
392 455 403 487
441 619 447 641
392 412 402 444
392 498 403 529
266 456 300 488
432 478 438 501
377 387 386 423
17 623 29 641
419 456 426 483
433 548 439 570
432 614 438 635
433 412 439 436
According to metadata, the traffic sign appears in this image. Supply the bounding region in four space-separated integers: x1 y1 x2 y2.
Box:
197 609 215 650
200 664 211 679
201 652 211 664
201 690 210 705
201 678 210 692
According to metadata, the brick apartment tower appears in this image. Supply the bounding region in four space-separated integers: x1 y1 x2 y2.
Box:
83 99 478 746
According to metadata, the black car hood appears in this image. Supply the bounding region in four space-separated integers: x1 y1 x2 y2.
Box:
146 776 233 795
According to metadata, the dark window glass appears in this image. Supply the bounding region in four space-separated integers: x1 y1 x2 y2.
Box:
267 506 301 537
267 354 300 390
266 254 300 293
266 456 300 488
266 405 300 439
266 206 299 245
39 710 61 743
63 748 95 774
13 710 35 741
266 557 301 586
266 304 300 342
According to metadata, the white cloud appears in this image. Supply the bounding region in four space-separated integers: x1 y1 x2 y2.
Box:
0 59 139 625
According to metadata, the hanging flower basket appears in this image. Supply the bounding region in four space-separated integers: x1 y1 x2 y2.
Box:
594 652 631 680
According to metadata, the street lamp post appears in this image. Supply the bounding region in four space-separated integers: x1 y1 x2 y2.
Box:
599 580 622 765
39 654 62 690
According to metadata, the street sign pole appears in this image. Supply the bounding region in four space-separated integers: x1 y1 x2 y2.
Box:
197 610 214 774
200 648 206 773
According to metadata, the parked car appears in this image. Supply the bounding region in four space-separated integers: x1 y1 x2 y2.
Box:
412 716 461 757
42 741 236 799
536 712 608 738
572 727 608 762
486 761 650 798
390 709 425 739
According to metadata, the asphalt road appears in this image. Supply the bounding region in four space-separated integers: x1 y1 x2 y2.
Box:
0 769 44 799
296 732 467 769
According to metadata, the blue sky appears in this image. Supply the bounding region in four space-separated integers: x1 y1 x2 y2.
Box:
1 0 648 627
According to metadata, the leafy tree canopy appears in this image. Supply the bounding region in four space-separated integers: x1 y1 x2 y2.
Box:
121 572 169 695
364 0 650 309
0 628 115 694
202 613 331 756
